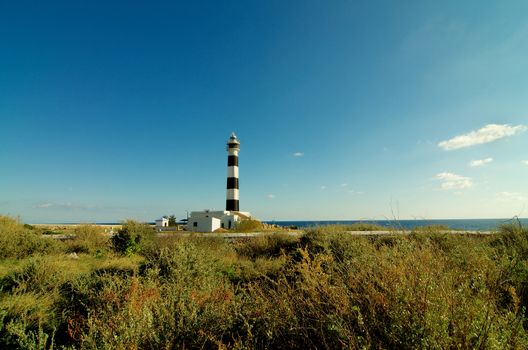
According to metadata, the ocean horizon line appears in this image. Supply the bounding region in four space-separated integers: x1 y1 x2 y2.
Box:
30 217 528 231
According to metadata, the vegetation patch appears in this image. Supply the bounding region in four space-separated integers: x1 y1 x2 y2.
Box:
1 215 528 348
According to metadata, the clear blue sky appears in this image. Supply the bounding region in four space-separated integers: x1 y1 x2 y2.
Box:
1 0 527 223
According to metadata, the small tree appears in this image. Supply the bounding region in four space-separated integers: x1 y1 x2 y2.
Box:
111 228 140 256
168 215 177 227
111 220 155 255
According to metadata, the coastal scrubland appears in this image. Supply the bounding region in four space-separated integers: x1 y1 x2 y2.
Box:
1 215 528 349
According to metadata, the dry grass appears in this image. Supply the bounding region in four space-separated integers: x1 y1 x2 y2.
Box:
1 215 528 348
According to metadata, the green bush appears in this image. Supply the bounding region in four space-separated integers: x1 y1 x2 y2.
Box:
111 230 140 256
0 257 66 349
0 216 59 259
64 225 109 255
1 258 64 294
234 219 264 232
2 222 528 348
234 233 298 259
59 240 238 348
111 220 155 256
0 309 56 350
343 222 389 231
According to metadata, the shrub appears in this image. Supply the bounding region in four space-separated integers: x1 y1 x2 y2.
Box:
491 223 528 318
64 225 109 255
2 220 528 348
111 220 155 256
495 222 528 259
234 219 264 232
60 240 238 348
111 229 139 256
0 301 56 350
344 222 388 231
234 233 298 259
1 258 64 294
0 216 59 259
0 257 67 348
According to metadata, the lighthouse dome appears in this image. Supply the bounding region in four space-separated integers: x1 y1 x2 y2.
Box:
227 132 240 147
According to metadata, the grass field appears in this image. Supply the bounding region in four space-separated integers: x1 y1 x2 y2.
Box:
1 215 528 349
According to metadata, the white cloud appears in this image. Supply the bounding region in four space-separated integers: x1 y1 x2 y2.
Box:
266 194 275 199
341 183 348 187
348 190 364 195
34 202 106 211
36 202 54 208
434 172 473 190
293 152 304 157
438 124 526 150
522 160 528 165
36 202 78 209
469 158 493 167
320 185 327 190
497 192 528 201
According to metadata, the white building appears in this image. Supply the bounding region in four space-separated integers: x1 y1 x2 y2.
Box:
186 210 252 232
155 217 169 228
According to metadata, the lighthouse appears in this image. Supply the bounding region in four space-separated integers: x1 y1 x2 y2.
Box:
186 132 252 232
226 132 240 211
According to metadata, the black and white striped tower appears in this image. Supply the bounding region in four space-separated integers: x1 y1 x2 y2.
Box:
226 132 240 212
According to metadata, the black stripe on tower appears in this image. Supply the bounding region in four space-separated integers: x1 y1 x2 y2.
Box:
226 199 239 211
228 156 238 166
227 177 239 189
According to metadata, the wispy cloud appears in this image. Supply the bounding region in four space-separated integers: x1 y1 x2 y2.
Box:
348 190 364 195
34 201 127 213
497 192 528 202
266 194 275 199
522 160 528 166
434 172 473 190
402 17 468 58
341 183 348 187
438 124 526 151
36 202 54 208
35 202 83 210
469 158 493 167
320 185 327 190
293 152 304 157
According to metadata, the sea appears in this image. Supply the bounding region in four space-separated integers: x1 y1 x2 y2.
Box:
45 218 528 232
264 218 528 231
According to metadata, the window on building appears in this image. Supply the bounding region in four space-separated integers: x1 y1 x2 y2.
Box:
193 222 197 227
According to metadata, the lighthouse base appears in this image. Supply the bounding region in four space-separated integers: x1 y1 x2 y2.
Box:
186 210 252 232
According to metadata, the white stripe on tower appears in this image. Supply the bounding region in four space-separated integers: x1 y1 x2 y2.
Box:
226 132 240 212
227 166 239 178
226 189 239 199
